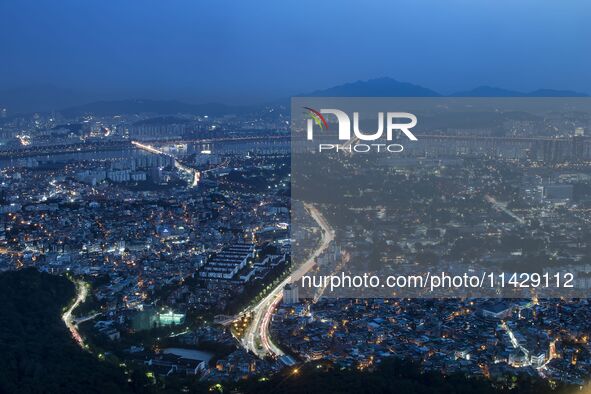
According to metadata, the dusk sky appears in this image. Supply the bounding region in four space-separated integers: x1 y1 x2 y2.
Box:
1 0 590 104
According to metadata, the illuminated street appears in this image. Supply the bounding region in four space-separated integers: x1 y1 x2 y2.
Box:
242 203 335 363
131 140 201 187
62 279 88 348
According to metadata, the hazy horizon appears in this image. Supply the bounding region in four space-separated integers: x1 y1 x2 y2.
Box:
1 0 590 109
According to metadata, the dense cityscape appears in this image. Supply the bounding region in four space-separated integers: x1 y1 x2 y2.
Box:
1 2 590 392
1 95 591 393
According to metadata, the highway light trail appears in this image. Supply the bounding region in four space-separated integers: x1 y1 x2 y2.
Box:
131 141 201 187
62 279 88 348
241 203 335 363
485 195 525 225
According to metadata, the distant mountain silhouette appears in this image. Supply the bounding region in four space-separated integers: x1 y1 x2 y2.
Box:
527 88 588 97
59 84 587 117
451 85 588 97
305 77 441 97
58 83 591 117
450 86 525 97
60 99 247 117
2 78 589 117
303 79 588 98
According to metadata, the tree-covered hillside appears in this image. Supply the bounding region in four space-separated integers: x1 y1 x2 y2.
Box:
0 268 144 394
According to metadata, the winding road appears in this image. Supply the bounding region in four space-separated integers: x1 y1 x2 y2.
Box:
241 203 335 363
62 279 88 348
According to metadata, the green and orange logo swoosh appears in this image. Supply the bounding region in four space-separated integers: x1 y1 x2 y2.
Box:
304 107 329 130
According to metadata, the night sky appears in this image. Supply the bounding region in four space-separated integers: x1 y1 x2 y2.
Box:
1 0 590 104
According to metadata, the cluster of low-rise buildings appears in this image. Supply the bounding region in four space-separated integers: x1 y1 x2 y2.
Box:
272 297 591 386
0 143 291 383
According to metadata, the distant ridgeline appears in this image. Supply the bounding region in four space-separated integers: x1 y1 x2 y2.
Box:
0 268 143 394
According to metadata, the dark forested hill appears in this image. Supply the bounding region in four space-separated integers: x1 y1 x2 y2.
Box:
0 268 144 394
240 359 562 394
